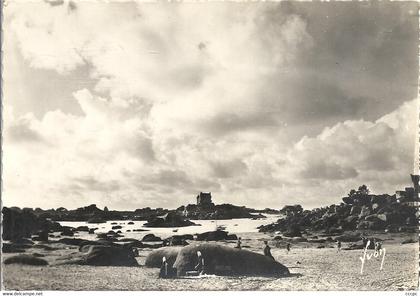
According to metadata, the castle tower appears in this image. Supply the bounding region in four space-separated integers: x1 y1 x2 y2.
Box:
196 192 213 206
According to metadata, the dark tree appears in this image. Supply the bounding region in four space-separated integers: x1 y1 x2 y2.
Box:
357 185 370 195
348 189 357 197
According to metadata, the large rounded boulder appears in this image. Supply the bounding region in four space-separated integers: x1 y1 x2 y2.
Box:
163 235 191 246
4 254 48 266
56 245 138 266
196 230 230 241
84 245 138 266
142 233 162 242
145 246 183 268
144 212 197 228
173 243 290 277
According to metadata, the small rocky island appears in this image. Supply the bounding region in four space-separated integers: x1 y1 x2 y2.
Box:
4 192 270 229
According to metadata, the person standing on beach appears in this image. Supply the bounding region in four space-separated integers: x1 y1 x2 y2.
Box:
374 240 382 253
362 236 369 248
195 251 205 275
263 241 275 260
286 243 291 253
159 257 169 278
235 237 242 249
337 240 341 252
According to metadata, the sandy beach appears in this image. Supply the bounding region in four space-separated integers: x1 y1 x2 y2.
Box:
3 230 418 291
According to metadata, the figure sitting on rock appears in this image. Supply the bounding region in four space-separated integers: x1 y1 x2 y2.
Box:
185 251 205 276
263 241 275 260
195 251 205 275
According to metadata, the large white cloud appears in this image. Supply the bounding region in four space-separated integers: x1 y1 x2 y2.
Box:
3 94 416 209
3 2 417 210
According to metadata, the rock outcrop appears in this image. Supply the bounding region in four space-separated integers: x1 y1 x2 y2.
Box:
145 246 183 268
196 230 237 241
2 207 64 241
173 243 290 277
2 243 28 253
142 234 162 242
4 254 48 266
163 235 192 246
259 185 417 234
144 212 197 228
56 245 138 266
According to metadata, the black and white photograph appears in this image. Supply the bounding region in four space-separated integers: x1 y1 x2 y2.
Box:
2 0 419 292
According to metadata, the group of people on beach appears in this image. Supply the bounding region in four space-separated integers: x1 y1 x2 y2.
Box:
236 237 291 256
362 236 382 251
335 236 382 252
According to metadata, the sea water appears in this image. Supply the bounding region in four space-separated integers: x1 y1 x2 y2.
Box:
58 214 280 240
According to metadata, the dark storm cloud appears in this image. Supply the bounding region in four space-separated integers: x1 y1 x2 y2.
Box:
126 135 156 162
300 161 358 180
146 170 193 187
259 73 369 123
211 159 248 179
281 1 418 121
190 2 417 139
72 176 121 192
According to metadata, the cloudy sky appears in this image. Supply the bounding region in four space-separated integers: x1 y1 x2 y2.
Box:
3 1 419 210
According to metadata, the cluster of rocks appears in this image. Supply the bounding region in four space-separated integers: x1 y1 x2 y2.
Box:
7 192 278 228
143 212 197 228
132 207 169 221
2 207 104 245
176 203 257 220
196 230 238 241
3 226 243 268
259 186 418 234
52 242 139 266
2 207 67 241
29 204 117 222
